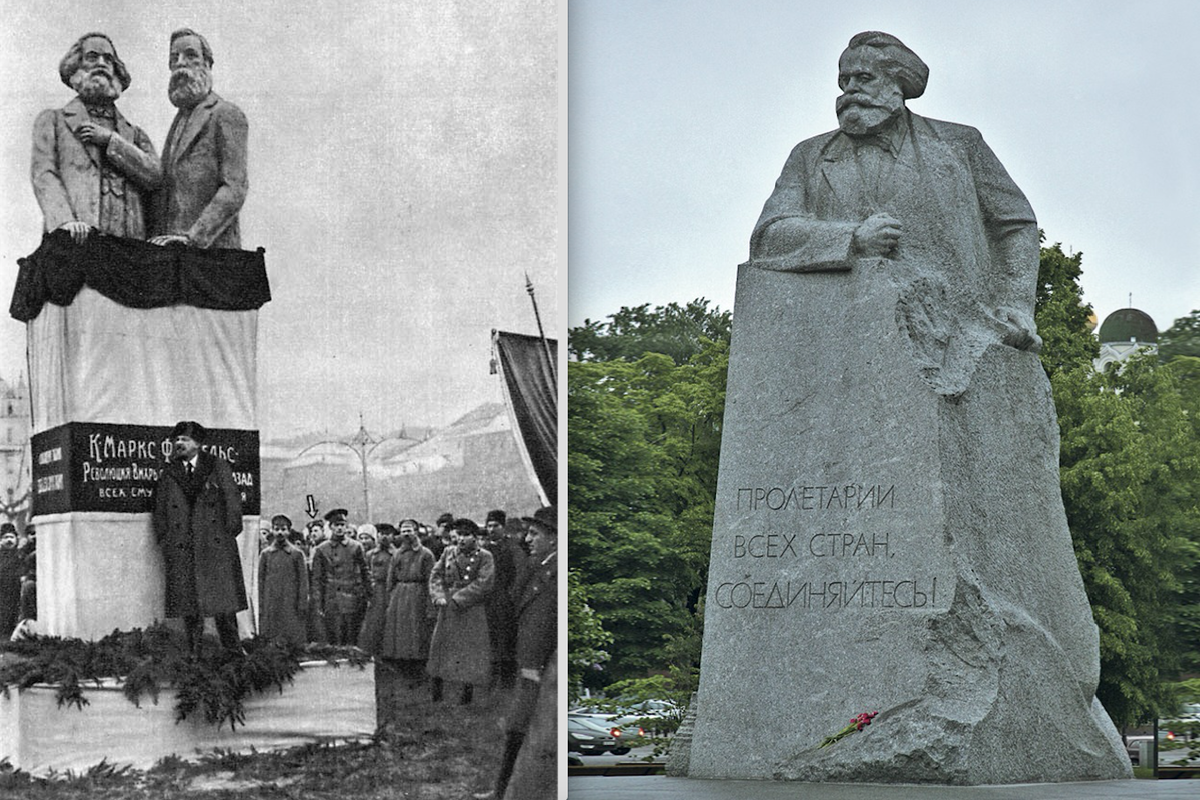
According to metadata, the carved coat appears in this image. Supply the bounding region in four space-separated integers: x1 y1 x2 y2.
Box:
426 545 494 683
31 97 161 239
154 92 248 249
153 451 248 617
749 110 1039 390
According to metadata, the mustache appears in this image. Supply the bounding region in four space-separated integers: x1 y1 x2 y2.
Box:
170 65 208 86
836 94 894 114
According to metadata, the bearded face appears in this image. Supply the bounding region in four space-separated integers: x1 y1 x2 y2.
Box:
168 64 212 109
835 48 905 137
71 65 121 104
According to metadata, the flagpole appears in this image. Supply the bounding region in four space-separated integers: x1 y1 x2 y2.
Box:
525 272 557 383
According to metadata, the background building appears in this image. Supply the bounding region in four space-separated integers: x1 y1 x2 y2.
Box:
1094 307 1159 371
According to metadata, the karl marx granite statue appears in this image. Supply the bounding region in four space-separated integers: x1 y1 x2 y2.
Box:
683 32 1131 785
751 31 1039 394
31 33 162 244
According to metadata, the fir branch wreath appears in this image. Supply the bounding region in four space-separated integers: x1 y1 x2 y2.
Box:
0 624 369 730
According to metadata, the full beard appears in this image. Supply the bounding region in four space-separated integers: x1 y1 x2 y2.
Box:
836 93 903 137
168 65 212 109
71 68 121 104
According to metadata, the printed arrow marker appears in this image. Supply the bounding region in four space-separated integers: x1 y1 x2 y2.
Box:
305 495 318 519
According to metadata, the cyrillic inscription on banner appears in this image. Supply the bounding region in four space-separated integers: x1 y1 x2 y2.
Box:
32 423 260 515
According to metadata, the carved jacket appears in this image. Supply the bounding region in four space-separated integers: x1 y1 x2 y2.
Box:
31 97 162 239
749 110 1038 327
154 91 248 249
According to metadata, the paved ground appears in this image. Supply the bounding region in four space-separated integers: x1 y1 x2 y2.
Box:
568 776 1198 799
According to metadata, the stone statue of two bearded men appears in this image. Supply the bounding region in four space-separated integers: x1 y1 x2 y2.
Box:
31 29 248 251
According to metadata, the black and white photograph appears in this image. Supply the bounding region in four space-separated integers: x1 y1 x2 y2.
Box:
0 1 559 797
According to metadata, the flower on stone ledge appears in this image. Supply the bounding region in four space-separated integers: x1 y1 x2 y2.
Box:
818 710 879 748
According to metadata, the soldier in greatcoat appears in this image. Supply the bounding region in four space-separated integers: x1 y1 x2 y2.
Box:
257 514 308 648
357 523 395 654
482 509 525 690
310 508 370 646
381 519 435 664
475 506 557 800
152 420 247 656
427 518 494 705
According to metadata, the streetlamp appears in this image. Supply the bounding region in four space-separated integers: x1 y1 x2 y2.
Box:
292 413 424 520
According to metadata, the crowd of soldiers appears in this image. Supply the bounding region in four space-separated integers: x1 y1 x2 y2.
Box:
257 505 557 798
0 522 36 639
256 507 555 703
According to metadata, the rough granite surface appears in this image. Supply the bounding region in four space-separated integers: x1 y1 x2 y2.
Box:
686 260 1131 784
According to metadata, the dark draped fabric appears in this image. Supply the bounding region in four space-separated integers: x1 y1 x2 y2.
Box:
9 230 270 321
493 331 557 504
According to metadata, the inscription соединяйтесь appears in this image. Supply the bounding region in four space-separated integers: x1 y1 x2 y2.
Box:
713 577 937 610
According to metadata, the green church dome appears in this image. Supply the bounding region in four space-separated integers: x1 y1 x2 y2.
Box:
1097 308 1158 344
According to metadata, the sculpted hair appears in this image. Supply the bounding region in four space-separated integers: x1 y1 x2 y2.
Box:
845 31 929 99
59 32 131 90
171 27 214 66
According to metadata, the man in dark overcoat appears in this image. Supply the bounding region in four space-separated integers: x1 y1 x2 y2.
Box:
153 420 247 655
475 506 557 800
0 525 22 639
482 509 523 690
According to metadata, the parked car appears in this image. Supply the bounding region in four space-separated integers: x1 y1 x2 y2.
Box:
567 715 621 755
571 698 682 737
1126 735 1153 765
568 712 645 753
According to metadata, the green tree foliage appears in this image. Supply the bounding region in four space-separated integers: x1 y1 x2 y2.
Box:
567 569 613 698
567 301 728 685
1035 238 1099 378
1159 309 1200 362
1036 240 1200 726
568 298 732 365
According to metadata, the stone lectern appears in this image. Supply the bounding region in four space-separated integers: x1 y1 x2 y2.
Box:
684 32 1131 784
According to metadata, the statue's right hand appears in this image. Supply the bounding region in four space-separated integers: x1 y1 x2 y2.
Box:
853 213 902 257
58 221 91 244
149 234 190 247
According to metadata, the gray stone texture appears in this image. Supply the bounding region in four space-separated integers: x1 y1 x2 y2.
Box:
687 262 1129 783
687 32 1128 784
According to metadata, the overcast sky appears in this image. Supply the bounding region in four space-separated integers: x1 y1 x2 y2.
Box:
569 0 1200 339
0 0 559 441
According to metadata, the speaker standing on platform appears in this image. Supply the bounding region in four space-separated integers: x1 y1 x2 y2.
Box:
152 420 248 657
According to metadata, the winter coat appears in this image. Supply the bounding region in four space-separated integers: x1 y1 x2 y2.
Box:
152 451 248 617
380 544 435 659
427 544 494 683
258 541 309 647
356 544 395 653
